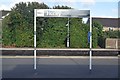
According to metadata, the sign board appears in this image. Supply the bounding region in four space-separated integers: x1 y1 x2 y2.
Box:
35 9 90 18
88 31 91 43
34 9 92 70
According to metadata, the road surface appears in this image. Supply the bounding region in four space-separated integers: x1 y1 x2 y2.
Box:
2 56 118 78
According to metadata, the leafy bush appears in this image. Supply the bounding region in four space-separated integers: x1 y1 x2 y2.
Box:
2 2 100 48
2 2 49 47
37 18 67 48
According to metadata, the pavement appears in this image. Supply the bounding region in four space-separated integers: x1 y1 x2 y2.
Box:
1 56 119 78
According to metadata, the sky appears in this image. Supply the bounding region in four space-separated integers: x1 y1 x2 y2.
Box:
0 0 119 18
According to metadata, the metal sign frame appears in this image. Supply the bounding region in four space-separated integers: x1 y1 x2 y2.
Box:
34 9 92 70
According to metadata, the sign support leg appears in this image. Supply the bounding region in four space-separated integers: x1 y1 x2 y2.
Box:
34 9 37 70
89 12 92 71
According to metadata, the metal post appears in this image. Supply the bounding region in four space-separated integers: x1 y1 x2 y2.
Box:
34 9 37 70
67 17 70 48
0 11 2 79
89 12 92 70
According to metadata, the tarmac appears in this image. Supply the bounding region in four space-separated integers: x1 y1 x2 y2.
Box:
1 56 119 78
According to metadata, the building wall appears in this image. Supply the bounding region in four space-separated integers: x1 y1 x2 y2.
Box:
106 38 120 49
103 27 120 31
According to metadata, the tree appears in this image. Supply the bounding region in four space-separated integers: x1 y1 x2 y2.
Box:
70 18 89 48
93 21 104 48
3 3 99 48
38 18 68 48
2 2 49 47
103 30 120 38
38 5 71 48
53 5 71 9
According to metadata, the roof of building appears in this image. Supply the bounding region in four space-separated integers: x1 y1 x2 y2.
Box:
0 10 11 19
92 17 118 28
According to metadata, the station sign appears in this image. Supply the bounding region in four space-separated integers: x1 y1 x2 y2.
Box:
35 9 90 18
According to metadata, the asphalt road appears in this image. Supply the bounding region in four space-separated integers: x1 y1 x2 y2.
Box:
2 56 118 78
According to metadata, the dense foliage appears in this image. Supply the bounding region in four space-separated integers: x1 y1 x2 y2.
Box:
2 2 49 47
92 21 103 48
103 30 120 38
2 2 113 48
93 21 119 48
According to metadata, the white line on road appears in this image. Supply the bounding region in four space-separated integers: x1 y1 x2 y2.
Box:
1 56 118 59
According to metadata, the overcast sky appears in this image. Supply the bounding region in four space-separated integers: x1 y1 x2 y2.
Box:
0 0 119 18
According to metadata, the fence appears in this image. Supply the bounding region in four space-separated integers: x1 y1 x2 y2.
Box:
106 38 120 49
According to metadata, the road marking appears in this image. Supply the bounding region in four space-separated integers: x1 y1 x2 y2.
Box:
1 56 118 59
